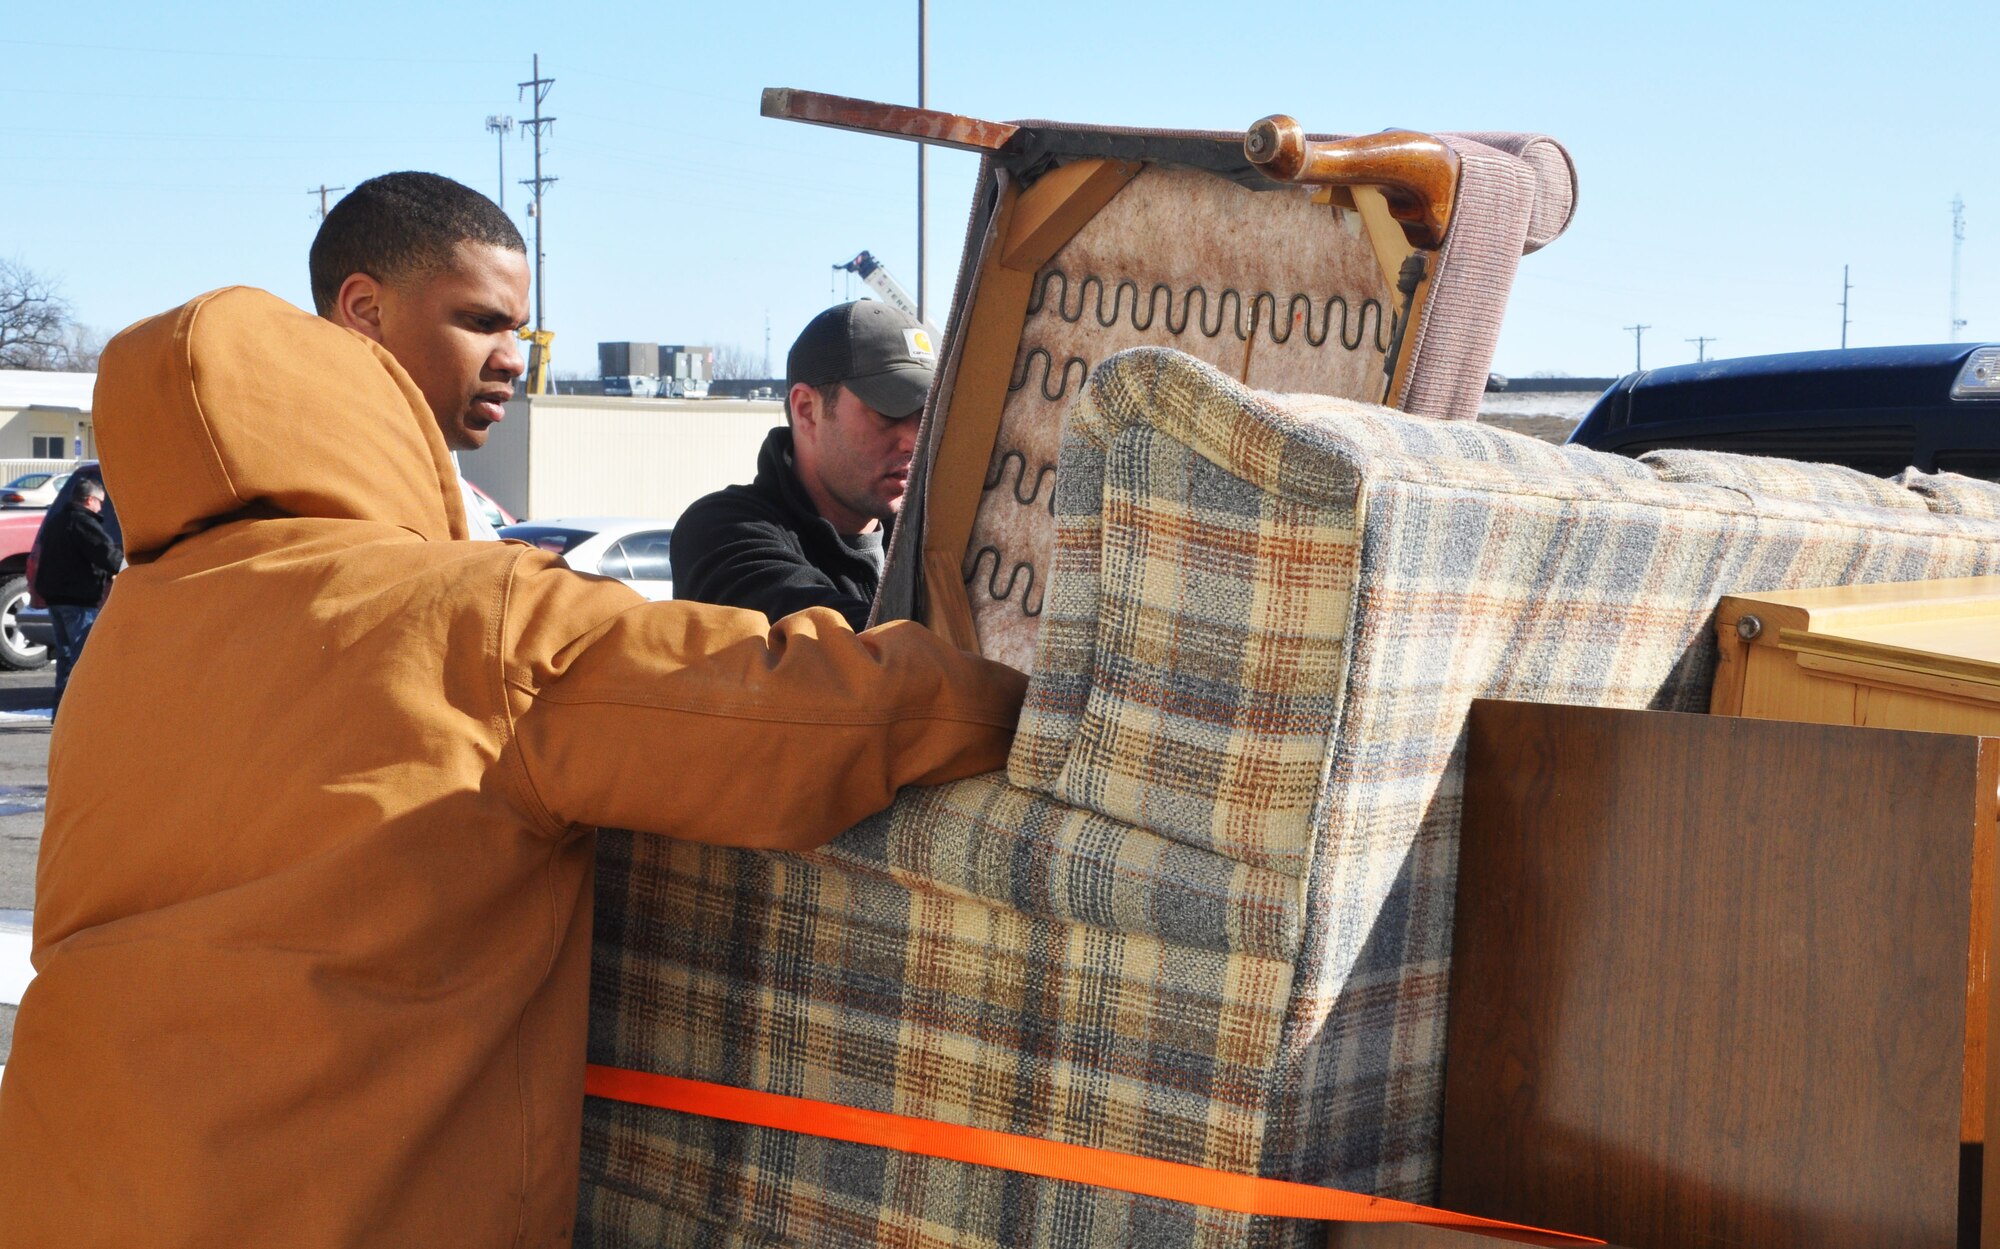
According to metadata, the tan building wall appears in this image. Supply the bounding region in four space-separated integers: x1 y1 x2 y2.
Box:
0 371 97 461
0 407 89 460
473 394 785 523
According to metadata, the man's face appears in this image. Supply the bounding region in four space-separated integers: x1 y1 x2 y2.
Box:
790 384 918 534
332 242 530 451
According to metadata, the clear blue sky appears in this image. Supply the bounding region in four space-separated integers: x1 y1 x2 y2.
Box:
4 0 1994 378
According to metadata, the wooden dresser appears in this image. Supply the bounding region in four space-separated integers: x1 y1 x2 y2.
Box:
1346 580 2000 1248
1446 700 1999 1249
1713 574 2000 1155
1711 575 2000 736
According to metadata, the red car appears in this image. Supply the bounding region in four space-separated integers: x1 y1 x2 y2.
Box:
0 507 51 669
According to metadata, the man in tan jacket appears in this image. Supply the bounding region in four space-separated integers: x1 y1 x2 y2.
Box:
0 286 1027 1245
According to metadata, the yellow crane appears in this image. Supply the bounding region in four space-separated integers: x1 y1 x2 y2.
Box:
518 328 555 396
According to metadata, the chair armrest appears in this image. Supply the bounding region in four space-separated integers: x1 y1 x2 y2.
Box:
822 771 1302 960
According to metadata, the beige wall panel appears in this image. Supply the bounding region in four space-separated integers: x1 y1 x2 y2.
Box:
469 396 785 524
0 407 84 460
472 398 534 520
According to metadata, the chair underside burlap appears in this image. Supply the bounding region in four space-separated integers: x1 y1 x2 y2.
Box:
967 165 1397 669
883 125 1574 675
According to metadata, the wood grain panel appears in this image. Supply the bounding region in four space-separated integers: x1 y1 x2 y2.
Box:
1735 644 1857 723
759 87 1019 152
1446 700 1997 1249
1715 580 2000 1147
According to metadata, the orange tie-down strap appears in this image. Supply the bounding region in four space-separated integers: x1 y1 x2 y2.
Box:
584 1065 1601 1246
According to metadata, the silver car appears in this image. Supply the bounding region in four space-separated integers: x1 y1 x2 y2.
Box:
498 518 676 601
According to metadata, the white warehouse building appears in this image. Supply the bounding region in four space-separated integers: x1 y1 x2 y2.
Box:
472 393 787 524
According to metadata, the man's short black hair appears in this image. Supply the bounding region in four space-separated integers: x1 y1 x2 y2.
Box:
308 172 525 315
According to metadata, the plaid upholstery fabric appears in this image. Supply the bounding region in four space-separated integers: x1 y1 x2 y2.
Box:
581 778 1297 1247
582 347 2000 1246
1642 447 1933 511
1892 466 2000 519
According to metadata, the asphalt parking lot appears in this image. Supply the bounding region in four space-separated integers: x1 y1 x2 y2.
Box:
0 665 56 1066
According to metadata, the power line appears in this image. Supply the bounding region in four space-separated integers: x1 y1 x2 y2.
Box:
307 183 345 219
1685 336 1717 363
1623 323 1650 371
0 35 509 65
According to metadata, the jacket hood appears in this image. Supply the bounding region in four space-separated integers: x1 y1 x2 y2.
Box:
94 286 467 561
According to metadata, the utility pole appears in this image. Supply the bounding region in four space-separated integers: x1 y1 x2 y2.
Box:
916 0 928 325
763 311 772 378
1623 323 1650 371
485 115 514 211
1951 196 1968 341
307 184 346 220
1840 264 1853 349
517 54 558 393
1685 335 1717 363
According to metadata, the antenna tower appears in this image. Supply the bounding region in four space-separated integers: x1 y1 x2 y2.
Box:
485 116 514 211
1952 196 1968 341
1840 265 1853 349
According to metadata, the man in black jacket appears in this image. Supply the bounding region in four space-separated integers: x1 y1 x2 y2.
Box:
671 301 934 631
36 475 123 709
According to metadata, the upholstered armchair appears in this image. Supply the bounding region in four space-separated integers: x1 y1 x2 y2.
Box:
575 97 2000 1247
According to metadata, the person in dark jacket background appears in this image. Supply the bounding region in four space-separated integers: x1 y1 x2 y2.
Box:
36 475 123 709
671 300 934 631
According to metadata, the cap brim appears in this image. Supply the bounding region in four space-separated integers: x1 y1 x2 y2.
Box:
843 364 933 421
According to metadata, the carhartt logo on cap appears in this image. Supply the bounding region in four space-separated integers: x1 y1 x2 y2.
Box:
903 328 936 366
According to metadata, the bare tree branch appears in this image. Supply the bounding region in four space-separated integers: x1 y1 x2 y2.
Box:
710 343 766 380
0 258 80 370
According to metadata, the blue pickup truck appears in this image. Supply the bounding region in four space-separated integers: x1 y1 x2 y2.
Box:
1568 343 2000 481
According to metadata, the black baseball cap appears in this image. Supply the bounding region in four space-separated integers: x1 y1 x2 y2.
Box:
787 300 938 420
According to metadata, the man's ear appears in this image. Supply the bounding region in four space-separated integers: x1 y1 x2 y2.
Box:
329 272 388 343
787 382 820 434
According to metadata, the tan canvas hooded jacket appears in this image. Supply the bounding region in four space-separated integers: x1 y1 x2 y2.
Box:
0 287 1028 1246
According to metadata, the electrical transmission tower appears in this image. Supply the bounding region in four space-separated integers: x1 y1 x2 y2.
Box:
1623 324 1650 371
1952 196 1968 341
516 54 558 393
1685 335 1717 363
307 184 346 220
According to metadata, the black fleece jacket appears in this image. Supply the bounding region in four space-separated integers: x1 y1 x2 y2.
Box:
670 427 886 631
35 502 122 607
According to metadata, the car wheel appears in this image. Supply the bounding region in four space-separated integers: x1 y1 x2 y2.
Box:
0 575 50 670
